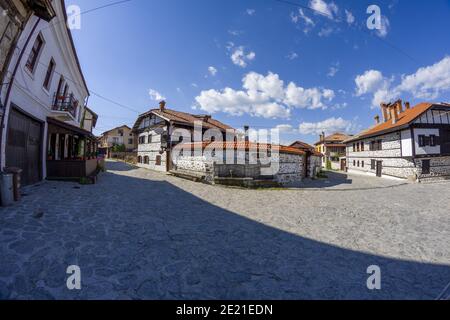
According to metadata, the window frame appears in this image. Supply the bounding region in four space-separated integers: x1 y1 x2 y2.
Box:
26 34 45 74
43 58 56 90
422 159 431 175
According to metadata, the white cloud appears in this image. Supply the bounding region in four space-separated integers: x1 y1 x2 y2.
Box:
318 27 333 37
327 62 339 77
309 0 338 19
275 124 297 134
246 9 256 16
191 83 198 88
396 56 450 99
355 56 450 107
299 117 356 135
228 30 243 36
230 46 256 68
345 9 355 25
291 8 315 34
286 52 299 60
355 70 390 96
195 71 336 119
148 89 166 101
208 66 218 76
376 15 390 38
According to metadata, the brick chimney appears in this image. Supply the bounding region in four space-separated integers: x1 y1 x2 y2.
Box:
395 99 403 114
159 100 166 111
374 115 380 125
320 131 325 143
405 101 411 110
389 105 399 124
244 125 249 142
381 103 389 122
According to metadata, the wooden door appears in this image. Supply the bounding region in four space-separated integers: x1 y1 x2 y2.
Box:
376 161 383 177
6 108 43 186
340 158 347 171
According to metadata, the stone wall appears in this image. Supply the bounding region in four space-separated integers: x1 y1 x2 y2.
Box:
136 128 167 172
308 155 322 178
172 151 306 186
415 157 450 181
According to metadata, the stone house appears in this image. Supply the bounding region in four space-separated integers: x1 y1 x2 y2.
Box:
98 125 136 156
132 101 234 172
173 141 322 187
344 100 450 182
0 0 98 185
314 132 351 170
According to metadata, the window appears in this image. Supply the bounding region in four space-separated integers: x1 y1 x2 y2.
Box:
138 136 145 144
155 155 162 166
357 160 360 167
26 34 44 72
418 135 426 147
362 161 364 168
430 135 437 147
43 58 55 90
118 130 124 137
422 159 431 175
138 156 142 163
128 138 133 144
144 156 149 164
148 135 152 144
377 140 382 150
357 143 360 152
361 142 365 152
353 143 356 152
371 159 376 170
353 160 356 166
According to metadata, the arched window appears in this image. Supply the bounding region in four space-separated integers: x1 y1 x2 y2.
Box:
144 156 149 164
138 156 142 163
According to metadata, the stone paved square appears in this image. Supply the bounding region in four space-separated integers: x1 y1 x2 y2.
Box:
0 160 449 300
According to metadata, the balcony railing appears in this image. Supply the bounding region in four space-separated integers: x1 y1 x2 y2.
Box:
52 93 79 119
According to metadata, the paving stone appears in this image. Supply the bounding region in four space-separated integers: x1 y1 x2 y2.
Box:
0 160 448 299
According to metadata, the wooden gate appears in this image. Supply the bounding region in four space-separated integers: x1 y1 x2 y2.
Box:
5 107 43 186
340 158 347 171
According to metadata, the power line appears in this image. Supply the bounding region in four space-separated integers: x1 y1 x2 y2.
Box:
273 0 418 63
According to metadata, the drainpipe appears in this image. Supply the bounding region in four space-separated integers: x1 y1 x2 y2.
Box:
0 18 41 170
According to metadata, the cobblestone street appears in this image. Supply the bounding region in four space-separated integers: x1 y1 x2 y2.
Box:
0 160 449 299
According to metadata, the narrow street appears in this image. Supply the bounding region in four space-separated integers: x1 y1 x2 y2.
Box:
0 160 449 299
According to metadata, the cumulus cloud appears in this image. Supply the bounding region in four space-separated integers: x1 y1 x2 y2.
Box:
148 89 166 101
291 8 315 34
355 56 450 107
208 66 218 76
195 71 336 119
318 27 334 37
275 124 296 133
309 0 339 19
299 117 356 135
230 46 256 68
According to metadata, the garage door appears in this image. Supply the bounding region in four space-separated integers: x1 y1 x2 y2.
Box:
5 108 43 186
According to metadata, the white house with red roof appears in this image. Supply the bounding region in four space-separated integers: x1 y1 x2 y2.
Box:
345 100 450 182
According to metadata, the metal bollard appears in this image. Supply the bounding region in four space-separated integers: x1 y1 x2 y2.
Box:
0 173 14 207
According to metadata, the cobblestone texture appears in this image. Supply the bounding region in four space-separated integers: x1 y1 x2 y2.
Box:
0 160 449 300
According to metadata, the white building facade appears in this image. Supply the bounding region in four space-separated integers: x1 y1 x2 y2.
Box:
0 0 93 185
345 101 450 182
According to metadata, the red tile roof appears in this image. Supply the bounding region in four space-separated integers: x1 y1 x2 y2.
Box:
345 102 442 143
179 141 306 156
314 132 352 145
134 108 234 131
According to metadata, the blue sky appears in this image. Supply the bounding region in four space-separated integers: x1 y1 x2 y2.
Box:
69 0 450 144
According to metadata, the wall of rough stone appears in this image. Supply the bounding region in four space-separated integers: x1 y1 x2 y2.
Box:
136 128 167 172
172 151 305 186
308 155 322 178
415 157 450 181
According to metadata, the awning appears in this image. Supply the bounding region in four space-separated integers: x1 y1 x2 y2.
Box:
47 117 96 139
